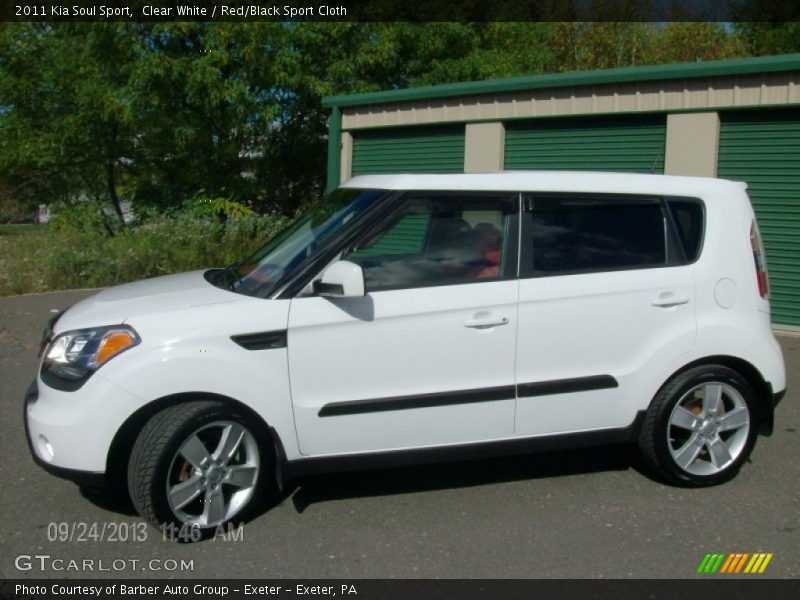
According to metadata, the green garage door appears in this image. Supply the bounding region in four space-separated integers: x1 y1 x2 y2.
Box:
718 109 800 327
505 114 666 173
351 125 465 175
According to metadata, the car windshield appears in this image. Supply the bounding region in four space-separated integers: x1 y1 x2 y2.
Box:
226 188 387 297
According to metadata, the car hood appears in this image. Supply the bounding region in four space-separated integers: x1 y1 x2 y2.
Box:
54 270 242 333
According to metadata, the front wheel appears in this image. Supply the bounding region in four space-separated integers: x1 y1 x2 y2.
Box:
128 401 271 537
639 365 759 486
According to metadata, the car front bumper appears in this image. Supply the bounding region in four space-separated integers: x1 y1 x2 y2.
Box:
24 372 143 485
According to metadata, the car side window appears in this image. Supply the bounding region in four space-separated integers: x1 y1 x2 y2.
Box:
666 198 705 263
344 194 517 292
524 194 675 276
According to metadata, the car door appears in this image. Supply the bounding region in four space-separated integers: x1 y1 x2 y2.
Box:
514 193 696 436
288 192 520 456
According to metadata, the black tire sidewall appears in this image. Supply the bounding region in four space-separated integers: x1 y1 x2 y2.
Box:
651 366 758 486
144 405 271 536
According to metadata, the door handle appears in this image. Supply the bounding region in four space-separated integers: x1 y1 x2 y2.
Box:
651 294 690 308
464 316 510 329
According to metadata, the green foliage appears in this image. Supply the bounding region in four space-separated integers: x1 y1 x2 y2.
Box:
0 212 288 296
48 200 121 235
730 1 800 55
184 197 256 221
0 191 35 224
548 22 748 72
0 21 765 223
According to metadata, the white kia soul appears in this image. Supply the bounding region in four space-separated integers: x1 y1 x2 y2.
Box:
26 172 787 535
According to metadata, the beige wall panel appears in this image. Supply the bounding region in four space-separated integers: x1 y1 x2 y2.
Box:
664 112 720 177
551 88 575 115
593 88 616 112
707 80 736 106
636 82 662 111
733 81 762 106
685 79 711 107
789 75 800 102
494 97 516 120
658 80 687 110
339 131 353 183
464 122 505 172
475 98 492 119
615 88 638 112
528 90 551 115
340 73 799 130
451 100 466 122
509 92 528 117
428 99 448 122
762 73 791 104
574 90 594 113
460 99 482 120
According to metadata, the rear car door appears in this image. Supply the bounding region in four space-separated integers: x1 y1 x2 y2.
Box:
514 193 697 436
288 192 520 456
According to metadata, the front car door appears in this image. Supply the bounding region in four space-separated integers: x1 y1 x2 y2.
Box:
514 193 697 436
288 192 520 456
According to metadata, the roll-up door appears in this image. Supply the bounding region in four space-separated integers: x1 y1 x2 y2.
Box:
505 114 666 173
718 109 800 327
351 125 465 175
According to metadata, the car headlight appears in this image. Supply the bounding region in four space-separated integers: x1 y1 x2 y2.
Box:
42 325 140 388
39 310 64 357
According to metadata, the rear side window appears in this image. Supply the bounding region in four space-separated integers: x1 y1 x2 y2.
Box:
666 198 704 262
527 196 669 275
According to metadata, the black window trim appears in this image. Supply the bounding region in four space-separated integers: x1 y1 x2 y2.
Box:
519 192 703 280
664 196 707 266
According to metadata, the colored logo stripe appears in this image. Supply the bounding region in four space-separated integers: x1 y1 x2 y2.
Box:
698 553 773 574
697 553 726 573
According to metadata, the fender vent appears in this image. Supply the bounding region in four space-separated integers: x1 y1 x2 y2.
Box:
231 330 287 351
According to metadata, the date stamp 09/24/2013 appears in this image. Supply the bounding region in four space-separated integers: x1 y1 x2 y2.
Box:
43 520 244 543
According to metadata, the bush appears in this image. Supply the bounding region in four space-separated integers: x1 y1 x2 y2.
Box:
183 197 256 221
0 211 288 296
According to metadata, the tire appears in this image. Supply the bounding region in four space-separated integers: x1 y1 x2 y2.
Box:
128 401 272 539
638 365 759 487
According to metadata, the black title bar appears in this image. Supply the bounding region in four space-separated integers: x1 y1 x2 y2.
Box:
2 579 800 600
3 0 800 23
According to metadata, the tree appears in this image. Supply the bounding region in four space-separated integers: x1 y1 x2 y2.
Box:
730 1 800 55
0 20 772 220
0 24 139 221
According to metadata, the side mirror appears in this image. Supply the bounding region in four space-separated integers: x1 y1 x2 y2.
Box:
313 260 365 298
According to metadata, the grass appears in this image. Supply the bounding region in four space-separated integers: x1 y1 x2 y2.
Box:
0 214 287 296
0 223 42 236
0 224 45 296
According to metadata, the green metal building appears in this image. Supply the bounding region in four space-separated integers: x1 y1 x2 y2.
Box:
322 54 800 329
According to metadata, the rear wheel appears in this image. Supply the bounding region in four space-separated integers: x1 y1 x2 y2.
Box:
128 401 272 538
639 365 758 486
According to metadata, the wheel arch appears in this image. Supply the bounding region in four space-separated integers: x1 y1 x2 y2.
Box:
654 355 774 435
105 392 285 491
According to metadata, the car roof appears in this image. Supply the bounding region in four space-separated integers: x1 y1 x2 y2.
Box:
340 171 747 197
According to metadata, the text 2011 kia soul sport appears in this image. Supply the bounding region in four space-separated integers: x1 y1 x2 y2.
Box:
26 172 786 534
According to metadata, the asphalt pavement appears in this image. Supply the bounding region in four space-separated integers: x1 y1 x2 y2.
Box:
1 290 797 579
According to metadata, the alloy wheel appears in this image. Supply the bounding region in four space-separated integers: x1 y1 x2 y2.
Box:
667 382 750 477
166 421 260 527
